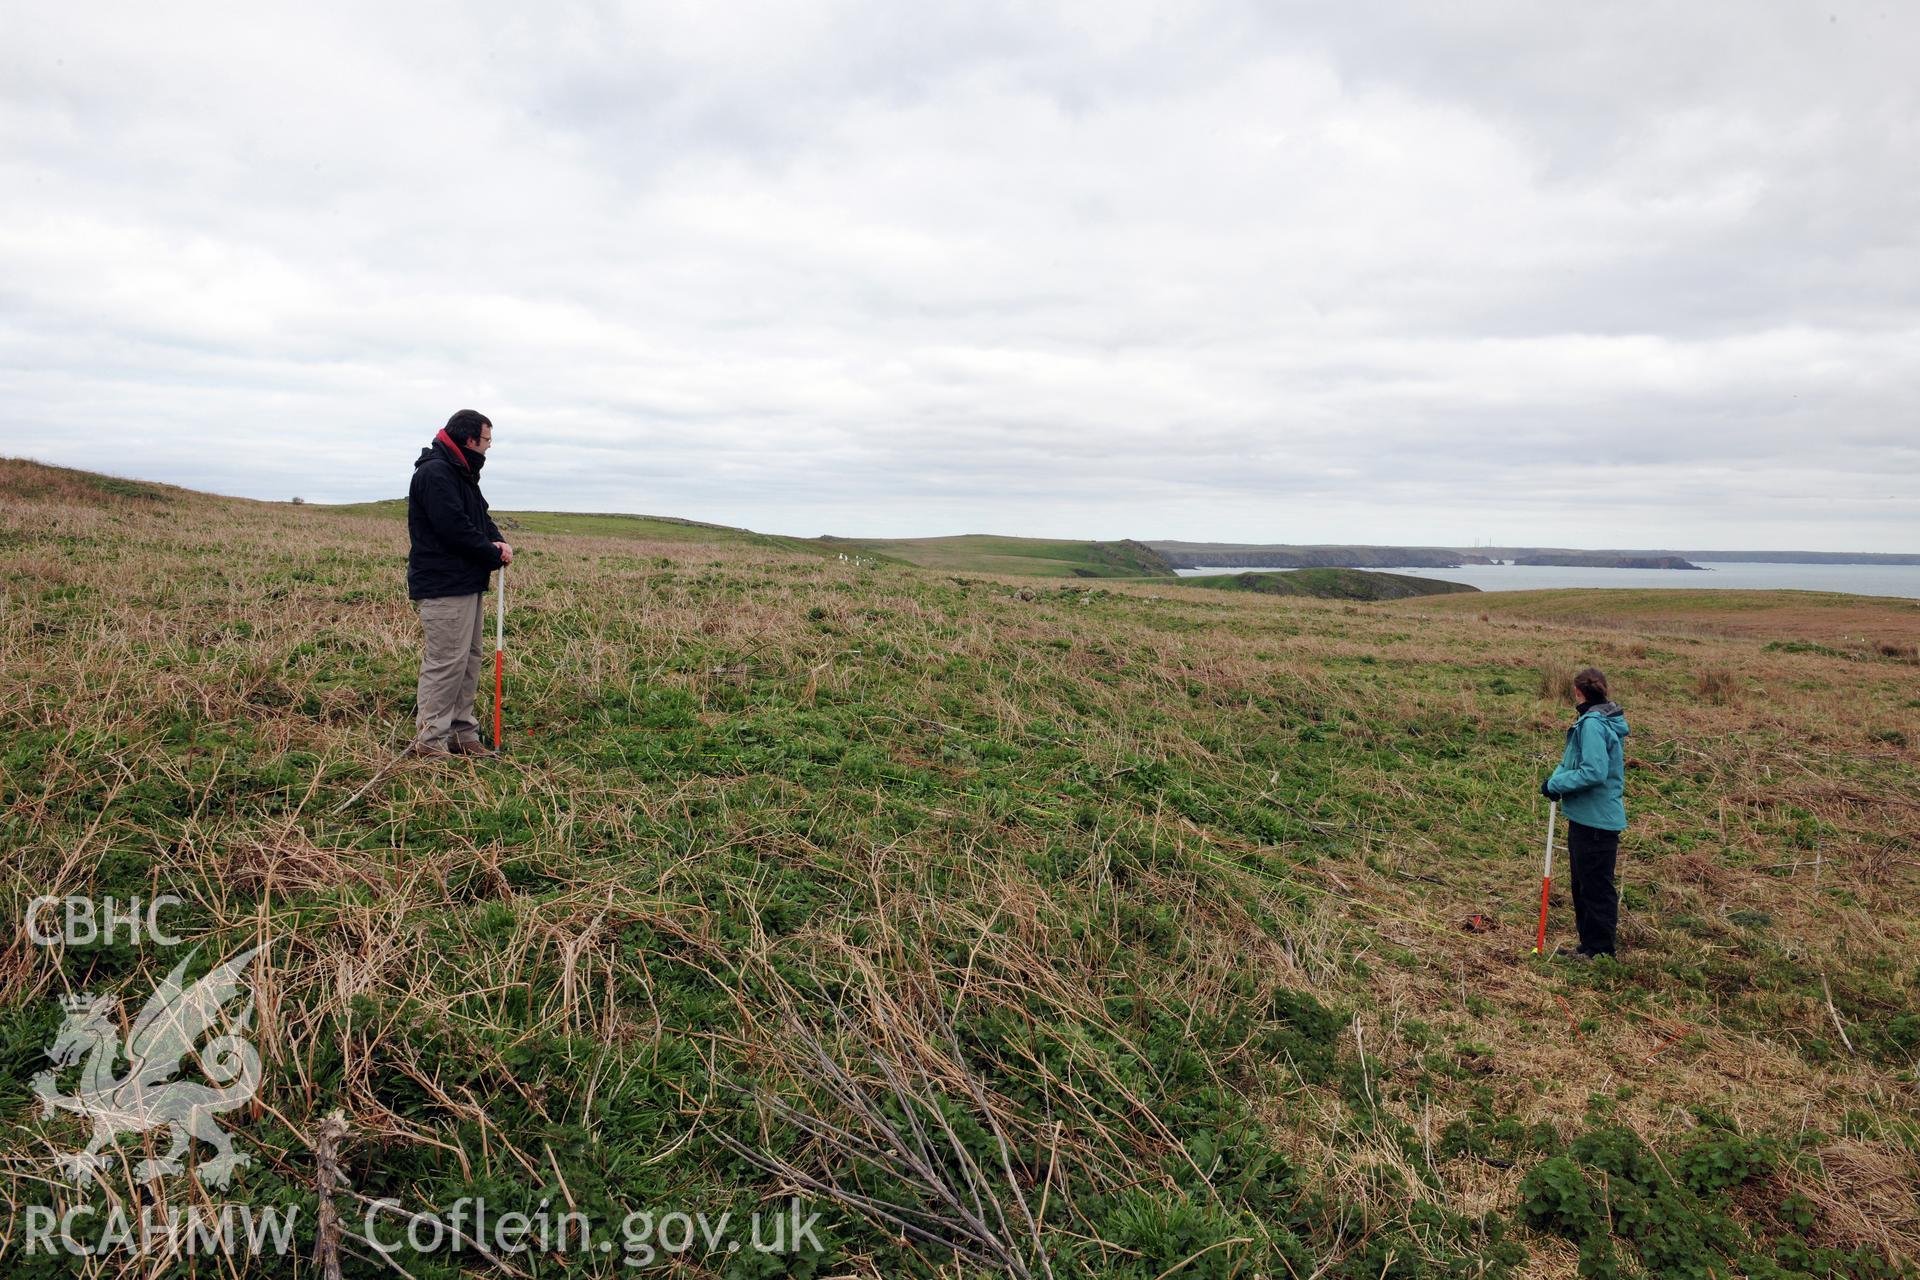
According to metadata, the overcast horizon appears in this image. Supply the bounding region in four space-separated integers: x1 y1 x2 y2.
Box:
3 2 1917 550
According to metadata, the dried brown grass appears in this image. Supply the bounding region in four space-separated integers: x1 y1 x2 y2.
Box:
3 460 1918 1270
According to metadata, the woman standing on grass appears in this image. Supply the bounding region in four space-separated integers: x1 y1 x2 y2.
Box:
1542 667 1630 959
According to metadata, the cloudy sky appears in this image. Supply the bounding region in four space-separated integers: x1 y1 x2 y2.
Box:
2 1 1915 549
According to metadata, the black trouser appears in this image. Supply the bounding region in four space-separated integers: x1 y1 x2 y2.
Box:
1566 820 1620 955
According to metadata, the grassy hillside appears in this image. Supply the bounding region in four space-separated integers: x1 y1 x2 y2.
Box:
328 499 1169 579
820 534 1175 578
3 456 1918 1278
1180 568 1479 601
324 496 843 559
1414 588 1920 658
1147 542 1489 570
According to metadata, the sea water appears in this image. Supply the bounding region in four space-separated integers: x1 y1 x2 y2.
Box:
1174 562 1920 600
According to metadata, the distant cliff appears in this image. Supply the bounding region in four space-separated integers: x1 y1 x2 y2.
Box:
1511 554 1703 570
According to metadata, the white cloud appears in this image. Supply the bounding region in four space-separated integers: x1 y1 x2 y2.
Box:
1 0 1916 549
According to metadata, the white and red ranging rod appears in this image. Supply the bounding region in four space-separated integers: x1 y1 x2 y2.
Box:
493 564 506 750
1533 801 1556 954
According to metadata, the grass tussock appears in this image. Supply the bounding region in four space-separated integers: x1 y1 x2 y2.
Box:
1695 666 1740 705
1 457 1917 1278
1537 664 1577 702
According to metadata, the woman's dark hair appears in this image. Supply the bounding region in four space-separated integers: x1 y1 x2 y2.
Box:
1573 667 1609 702
444 409 492 446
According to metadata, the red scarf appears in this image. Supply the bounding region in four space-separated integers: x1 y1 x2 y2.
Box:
434 428 471 471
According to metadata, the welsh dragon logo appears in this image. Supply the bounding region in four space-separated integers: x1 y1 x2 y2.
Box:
32 946 262 1190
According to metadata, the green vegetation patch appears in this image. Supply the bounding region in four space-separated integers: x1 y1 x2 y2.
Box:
1521 1125 1915 1279
1179 567 1477 600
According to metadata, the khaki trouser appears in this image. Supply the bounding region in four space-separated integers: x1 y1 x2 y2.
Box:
416 593 487 746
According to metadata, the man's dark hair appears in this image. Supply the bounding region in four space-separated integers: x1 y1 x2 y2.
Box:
1574 667 1609 702
444 409 492 447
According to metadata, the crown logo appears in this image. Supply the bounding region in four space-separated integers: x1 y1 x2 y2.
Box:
62 993 106 1014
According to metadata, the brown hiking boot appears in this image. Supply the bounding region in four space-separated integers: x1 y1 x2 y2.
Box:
407 739 454 759
450 737 499 758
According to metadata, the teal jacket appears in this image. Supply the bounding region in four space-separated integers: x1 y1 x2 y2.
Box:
1546 702 1630 831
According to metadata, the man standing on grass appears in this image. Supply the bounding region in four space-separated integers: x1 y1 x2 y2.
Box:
1542 667 1630 959
407 410 512 758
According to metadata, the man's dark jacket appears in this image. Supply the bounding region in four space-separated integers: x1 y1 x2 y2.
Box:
407 435 504 600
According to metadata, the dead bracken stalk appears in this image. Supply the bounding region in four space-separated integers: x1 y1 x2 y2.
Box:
717 999 1054 1280
310 1110 351 1280
1820 972 1856 1057
329 745 413 814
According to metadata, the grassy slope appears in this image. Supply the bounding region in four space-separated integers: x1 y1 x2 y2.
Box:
1146 542 1484 570
328 500 1170 579
820 534 1176 579
3 456 1918 1278
1415 588 1920 656
324 496 843 559
1180 568 1479 601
